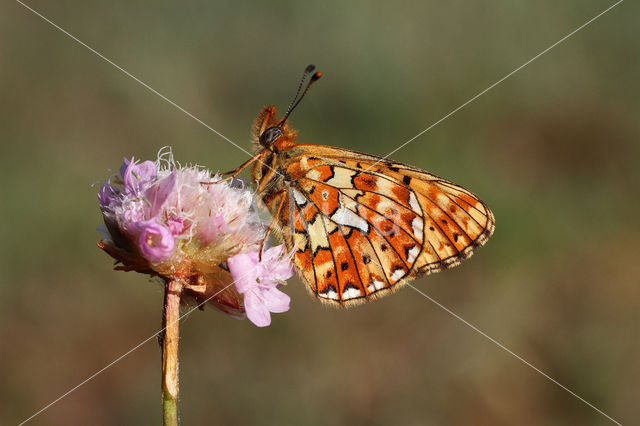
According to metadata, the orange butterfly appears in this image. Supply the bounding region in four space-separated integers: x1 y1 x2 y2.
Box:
226 65 494 305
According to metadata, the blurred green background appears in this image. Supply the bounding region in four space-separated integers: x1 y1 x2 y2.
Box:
1 1 638 425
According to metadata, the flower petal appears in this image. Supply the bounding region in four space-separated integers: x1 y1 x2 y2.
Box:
122 158 157 196
258 245 295 281
119 157 133 181
133 161 157 183
97 183 116 208
261 287 290 313
261 245 286 264
228 251 259 294
243 291 272 327
146 169 176 217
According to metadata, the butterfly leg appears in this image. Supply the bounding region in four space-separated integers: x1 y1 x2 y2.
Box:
205 151 265 184
257 189 286 260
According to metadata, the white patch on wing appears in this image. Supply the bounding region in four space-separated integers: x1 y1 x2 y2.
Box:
308 215 329 253
391 268 406 282
411 217 424 241
331 207 369 234
307 168 321 181
367 283 375 293
342 286 362 300
300 156 310 170
292 188 307 206
324 288 338 300
406 246 420 263
373 280 385 290
324 167 356 188
409 191 420 212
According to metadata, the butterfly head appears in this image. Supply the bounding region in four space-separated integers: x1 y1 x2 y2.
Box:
253 65 322 151
260 126 284 147
253 106 294 150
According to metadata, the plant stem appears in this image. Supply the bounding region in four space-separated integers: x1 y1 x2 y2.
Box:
162 279 183 426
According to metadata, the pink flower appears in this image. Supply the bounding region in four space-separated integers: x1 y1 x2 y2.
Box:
98 148 295 324
227 246 294 327
137 220 175 261
120 157 157 197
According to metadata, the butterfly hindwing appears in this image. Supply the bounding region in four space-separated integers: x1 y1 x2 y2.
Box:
270 145 493 305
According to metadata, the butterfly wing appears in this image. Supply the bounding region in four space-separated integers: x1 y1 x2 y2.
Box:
275 144 495 305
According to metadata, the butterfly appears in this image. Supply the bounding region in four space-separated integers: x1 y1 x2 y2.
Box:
226 65 495 305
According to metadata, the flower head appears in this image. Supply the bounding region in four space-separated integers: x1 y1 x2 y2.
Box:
97 148 294 326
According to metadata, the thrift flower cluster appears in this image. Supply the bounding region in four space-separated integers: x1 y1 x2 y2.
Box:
97 148 294 327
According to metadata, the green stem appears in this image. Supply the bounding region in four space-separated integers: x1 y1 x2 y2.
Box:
162 279 182 426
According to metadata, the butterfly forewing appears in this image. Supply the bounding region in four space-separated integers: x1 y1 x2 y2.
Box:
262 144 494 305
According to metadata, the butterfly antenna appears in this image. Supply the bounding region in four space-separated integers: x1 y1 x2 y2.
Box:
279 64 322 126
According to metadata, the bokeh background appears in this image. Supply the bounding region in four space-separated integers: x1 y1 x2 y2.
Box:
1 1 638 425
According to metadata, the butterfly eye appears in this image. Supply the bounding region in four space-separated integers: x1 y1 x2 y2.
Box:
260 127 283 147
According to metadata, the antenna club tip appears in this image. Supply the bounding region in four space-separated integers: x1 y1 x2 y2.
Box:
305 64 316 73
311 72 322 81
